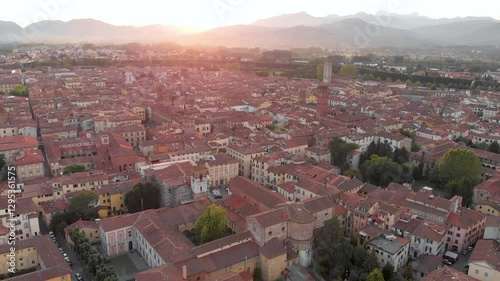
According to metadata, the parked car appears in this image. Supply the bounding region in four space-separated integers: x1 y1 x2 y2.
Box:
62 252 68 258
442 259 453 266
467 246 473 252
462 250 468 255
55 241 60 247
75 273 83 281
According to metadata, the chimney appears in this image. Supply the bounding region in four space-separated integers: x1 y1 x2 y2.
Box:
182 265 187 280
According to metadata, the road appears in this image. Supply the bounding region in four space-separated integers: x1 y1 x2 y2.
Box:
450 249 472 274
39 216 83 281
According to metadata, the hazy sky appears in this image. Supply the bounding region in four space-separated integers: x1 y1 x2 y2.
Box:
2 0 500 29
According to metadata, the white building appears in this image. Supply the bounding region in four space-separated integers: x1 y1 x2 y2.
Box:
367 235 411 272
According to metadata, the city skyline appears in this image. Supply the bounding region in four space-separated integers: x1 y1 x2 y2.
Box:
2 0 500 29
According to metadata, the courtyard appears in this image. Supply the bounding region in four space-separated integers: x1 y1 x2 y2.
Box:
109 251 149 281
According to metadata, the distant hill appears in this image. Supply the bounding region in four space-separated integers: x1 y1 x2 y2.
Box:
252 12 334 28
411 20 500 45
1 14 500 48
2 19 197 44
0 21 23 43
178 18 429 49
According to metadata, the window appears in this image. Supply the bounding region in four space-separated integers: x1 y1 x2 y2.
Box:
484 272 488 277
475 270 479 274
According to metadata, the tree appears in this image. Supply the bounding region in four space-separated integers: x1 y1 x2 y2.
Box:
104 276 119 281
329 138 359 171
194 204 228 244
436 149 481 186
403 264 414 281
124 181 161 213
68 190 99 220
63 164 86 174
339 64 359 78
446 178 475 206
0 154 5 172
316 64 324 80
253 267 263 281
367 268 385 281
385 77 393 83
9 85 28 97
383 263 394 281
361 155 407 187
343 168 362 179
488 141 500 154
393 148 410 165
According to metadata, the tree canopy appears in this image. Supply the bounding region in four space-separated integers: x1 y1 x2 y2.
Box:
488 141 500 154
361 155 413 187
63 164 86 174
339 64 359 78
9 85 28 97
367 268 385 281
313 217 378 281
329 137 359 171
435 149 481 206
50 191 99 234
436 149 481 185
124 181 161 213
194 204 228 244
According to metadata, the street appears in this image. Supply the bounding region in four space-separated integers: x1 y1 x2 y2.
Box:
450 250 472 274
39 216 83 281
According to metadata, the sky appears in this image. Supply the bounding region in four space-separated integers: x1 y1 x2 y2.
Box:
2 0 500 30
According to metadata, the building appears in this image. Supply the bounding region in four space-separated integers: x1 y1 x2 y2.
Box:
367 234 410 272
205 154 239 187
64 219 100 245
0 136 38 163
323 62 332 83
423 266 480 281
14 149 45 182
467 239 500 281
446 208 486 252
0 197 40 241
0 235 72 281
227 145 265 178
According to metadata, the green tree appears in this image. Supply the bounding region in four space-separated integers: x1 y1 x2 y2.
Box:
385 77 393 83
316 64 324 80
9 85 28 97
124 181 161 213
415 81 422 87
253 267 263 281
436 149 481 186
68 190 99 220
63 164 86 174
339 64 359 78
343 168 362 179
0 154 5 171
393 148 410 165
403 264 414 281
361 155 407 186
367 268 385 281
104 276 119 281
488 141 500 154
446 178 475 206
329 138 359 170
475 142 489 150
194 204 228 244
383 263 394 281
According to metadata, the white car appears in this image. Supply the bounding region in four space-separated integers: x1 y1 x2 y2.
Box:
62 253 68 258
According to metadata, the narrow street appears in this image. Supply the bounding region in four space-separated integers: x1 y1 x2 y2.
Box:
39 216 83 281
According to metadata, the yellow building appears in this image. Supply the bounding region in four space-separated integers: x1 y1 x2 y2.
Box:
306 94 317 104
131 105 147 121
259 238 296 281
96 179 144 218
475 201 500 217
205 154 239 187
0 235 72 281
468 239 500 281
64 220 101 245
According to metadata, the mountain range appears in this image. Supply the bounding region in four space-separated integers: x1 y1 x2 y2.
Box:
1 12 500 49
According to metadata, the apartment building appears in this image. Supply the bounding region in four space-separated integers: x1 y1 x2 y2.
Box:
367 235 411 272
227 145 265 178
